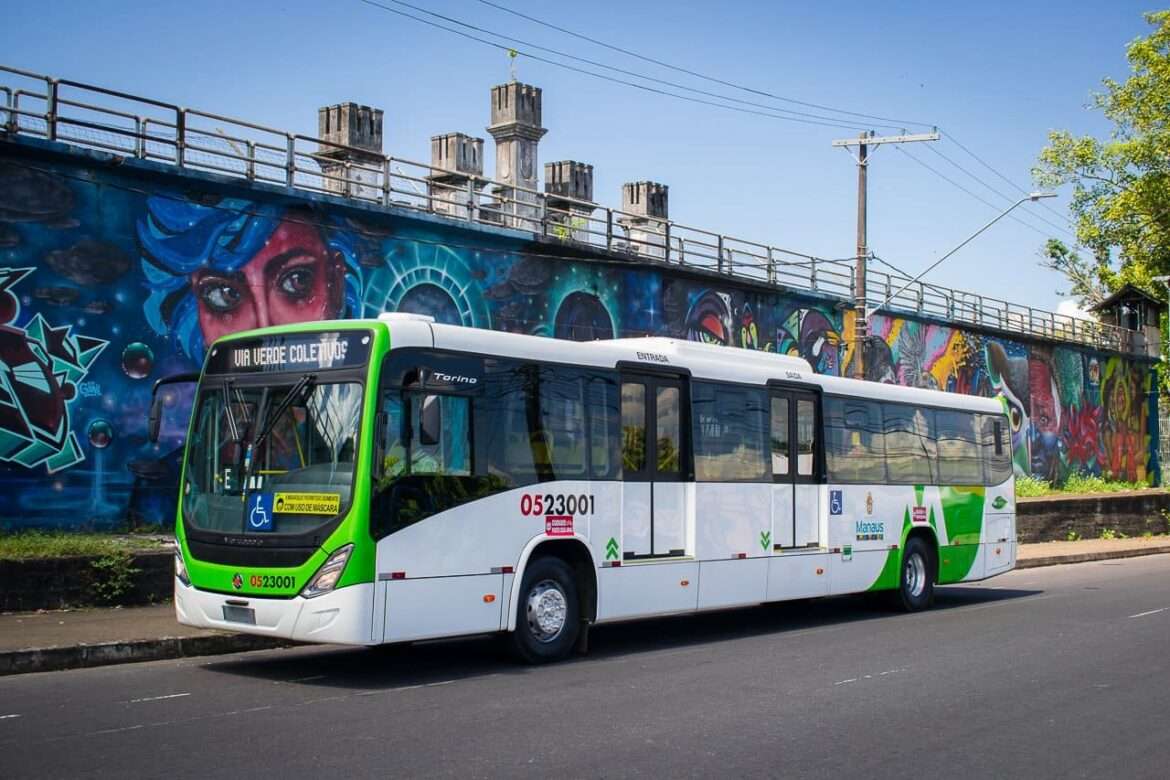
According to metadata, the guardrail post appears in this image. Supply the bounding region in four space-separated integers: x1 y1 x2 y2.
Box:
916 283 924 313
664 222 672 264
767 247 775 284
1071 317 1077 342
134 116 145 158
605 209 613 252
343 161 352 198
175 108 186 167
382 157 392 206
810 257 818 291
246 141 256 180
467 177 477 222
46 79 58 141
285 134 295 187
717 234 725 273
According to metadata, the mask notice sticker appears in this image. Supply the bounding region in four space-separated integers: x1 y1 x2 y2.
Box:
274 492 341 515
545 515 573 536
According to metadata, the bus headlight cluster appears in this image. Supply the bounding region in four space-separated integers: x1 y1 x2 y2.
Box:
301 544 353 599
174 546 190 586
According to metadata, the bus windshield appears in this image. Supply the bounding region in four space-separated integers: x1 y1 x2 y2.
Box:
183 380 363 536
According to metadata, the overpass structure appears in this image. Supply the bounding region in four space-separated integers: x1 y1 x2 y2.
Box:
0 64 1159 529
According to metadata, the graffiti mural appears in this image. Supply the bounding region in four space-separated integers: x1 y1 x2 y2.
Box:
0 144 1159 529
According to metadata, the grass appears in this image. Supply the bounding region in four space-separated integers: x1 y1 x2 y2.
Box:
0 531 170 561
1015 473 1152 498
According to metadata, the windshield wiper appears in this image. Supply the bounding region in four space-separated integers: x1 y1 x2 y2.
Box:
246 375 317 472
222 379 240 441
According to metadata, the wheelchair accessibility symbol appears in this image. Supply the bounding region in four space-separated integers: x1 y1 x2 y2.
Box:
249 493 274 531
830 489 843 516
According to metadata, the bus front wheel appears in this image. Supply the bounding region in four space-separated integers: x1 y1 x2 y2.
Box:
510 556 580 663
893 537 935 612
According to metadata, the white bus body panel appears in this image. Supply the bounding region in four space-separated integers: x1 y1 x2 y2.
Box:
766 553 830 600
598 560 699 620
383 575 503 642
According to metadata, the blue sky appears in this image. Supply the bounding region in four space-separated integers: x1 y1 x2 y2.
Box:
1 0 1153 313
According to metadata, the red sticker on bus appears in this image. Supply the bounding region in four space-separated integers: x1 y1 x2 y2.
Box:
546 515 573 536
912 506 928 524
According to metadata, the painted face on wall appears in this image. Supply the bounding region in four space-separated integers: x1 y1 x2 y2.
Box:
188 219 344 345
986 341 1031 476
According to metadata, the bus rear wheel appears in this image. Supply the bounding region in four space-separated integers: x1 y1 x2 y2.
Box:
893 536 935 612
510 556 580 664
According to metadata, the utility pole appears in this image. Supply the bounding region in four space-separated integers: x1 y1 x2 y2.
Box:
831 129 940 379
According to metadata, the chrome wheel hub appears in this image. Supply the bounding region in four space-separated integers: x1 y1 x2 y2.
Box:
905 552 927 599
526 580 567 642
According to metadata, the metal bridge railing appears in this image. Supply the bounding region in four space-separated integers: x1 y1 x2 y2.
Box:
0 64 1143 355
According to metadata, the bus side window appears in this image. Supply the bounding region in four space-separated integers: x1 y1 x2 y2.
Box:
824 397 885 483
936 411 981 484
588 376 619 479
980 413 1013 485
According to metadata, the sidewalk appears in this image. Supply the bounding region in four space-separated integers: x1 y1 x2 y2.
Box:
3 538 1169 676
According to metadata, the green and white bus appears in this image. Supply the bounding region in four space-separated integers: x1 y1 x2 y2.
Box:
159 313 1015 662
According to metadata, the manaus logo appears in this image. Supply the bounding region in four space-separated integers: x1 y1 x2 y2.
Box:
992 496 1008 510
232 573 243 590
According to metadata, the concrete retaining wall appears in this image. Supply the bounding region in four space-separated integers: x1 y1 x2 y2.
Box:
1017 490 1170 543
0 552 172 612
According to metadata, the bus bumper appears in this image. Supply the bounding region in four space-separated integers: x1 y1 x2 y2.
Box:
174 579 375 645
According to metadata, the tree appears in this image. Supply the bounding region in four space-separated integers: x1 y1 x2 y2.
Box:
1038 238 1107 307
1034 11 1170 295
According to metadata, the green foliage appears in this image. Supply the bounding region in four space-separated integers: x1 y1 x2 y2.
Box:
1100 527 1118 540
1015 475 1053 497
89 550 140 604
1037 239 1107 306
1016 473 1149 497
1034 11 1170 298
0 531 167 561
1066 529 1081 541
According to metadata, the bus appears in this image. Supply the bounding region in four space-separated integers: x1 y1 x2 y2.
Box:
157 313 1016 662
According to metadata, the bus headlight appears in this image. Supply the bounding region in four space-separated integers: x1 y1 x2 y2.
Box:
174 546 190 586
302 544 353 599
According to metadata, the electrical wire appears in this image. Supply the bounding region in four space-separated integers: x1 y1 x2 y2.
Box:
924 143 1079 241
363 0 904 131
894 145 1054 240
476 0 936 130
356 0 884 132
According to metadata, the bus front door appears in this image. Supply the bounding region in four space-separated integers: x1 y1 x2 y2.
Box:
771 389 821 548
619 374 687 559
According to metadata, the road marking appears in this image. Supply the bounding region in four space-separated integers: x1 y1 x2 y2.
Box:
288 675 325 683
833 678 858 686
0 714 21 720
128 693 190 704
1128 607 1167 619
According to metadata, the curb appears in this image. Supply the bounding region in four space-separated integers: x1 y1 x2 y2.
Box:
0 632 298 677
1016 545 1170 569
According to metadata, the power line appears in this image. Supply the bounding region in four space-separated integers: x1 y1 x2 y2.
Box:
941 130 1074 227
894 145 1054 240
476 0 936 130
356 0 881 132
924 142 1079 241
472 2 1083 245
368 0 903 131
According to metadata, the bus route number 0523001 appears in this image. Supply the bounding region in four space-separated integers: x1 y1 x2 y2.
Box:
519 493 595 517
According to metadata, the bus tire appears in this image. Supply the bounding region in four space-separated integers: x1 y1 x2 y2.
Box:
510 556 580 664
893 536 935 612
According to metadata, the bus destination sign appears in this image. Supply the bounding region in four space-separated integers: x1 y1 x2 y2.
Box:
206 331 371 375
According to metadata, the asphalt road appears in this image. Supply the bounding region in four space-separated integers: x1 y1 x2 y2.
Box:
3 555 1169 779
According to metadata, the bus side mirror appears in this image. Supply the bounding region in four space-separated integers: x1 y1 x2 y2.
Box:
419 395 441 446
148 396 164 443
